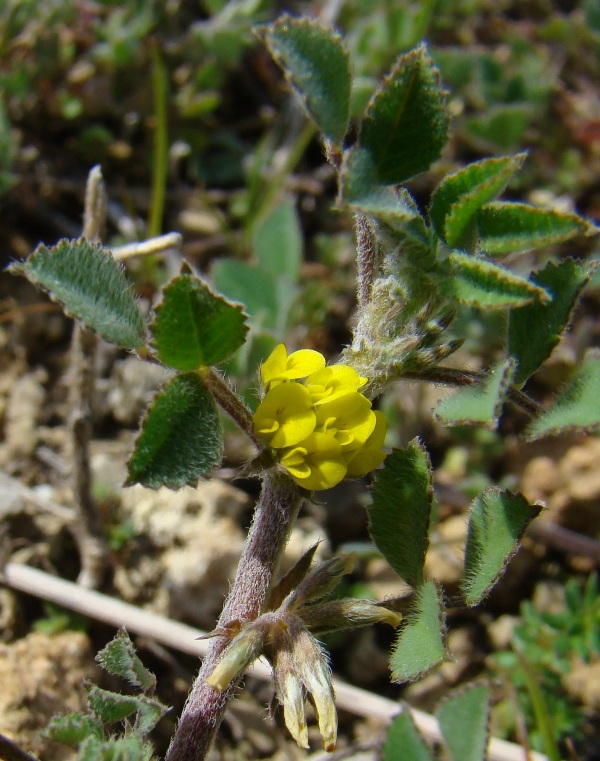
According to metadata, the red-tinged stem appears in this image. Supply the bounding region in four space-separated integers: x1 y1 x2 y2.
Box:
165 471 303 761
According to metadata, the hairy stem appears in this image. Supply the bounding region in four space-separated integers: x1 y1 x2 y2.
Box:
402 366 543 418
200 367 262 448
165 472 303 761
355 215 381 308
69 166 110 588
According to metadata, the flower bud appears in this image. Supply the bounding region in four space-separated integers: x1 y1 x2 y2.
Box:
205 624 265 691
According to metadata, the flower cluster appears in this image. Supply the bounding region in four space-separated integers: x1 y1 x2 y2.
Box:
253 344 387 490
205 549 400 751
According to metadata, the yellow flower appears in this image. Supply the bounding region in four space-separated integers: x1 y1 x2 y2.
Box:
254 383 316 448
315 392 376 451
345 410 387 477
261 343 326 389
280 432 347 490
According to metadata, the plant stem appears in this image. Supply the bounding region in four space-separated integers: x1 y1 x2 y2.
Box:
402 366 543 418
200 367 262 448
69 166 110 588
355 215 381 308
148 40 169 237
165 472 303 761
0 733 39 761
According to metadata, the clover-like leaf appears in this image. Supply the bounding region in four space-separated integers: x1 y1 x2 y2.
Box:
370 441 433 588
265 16 351 144
342 44 449 202
96 628 156 693
46 714 103 748
382 710 434 761
127 372 223 489
462 489 542 606
436 684 491 761
151 266 248 371
435 358 516 428
477 201 592 255
442 251 551 308
429 154 525 249
526 355 600 440
87 684 140 724
508 259 592 385
9 238 145 349
390 580 447 682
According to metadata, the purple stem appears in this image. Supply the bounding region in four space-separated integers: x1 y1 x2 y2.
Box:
165 472 302 761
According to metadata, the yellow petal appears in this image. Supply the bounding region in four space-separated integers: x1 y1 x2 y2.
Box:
345 411 387 477
315 393 375 450
260 343 288 388
306 365 367 404
253 383 316 448
285 349 326 379
280 432 347 491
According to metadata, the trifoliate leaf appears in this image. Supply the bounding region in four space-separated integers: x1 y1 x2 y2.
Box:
436 684 491 761
151 266 248 370
265 16 350 144
477 201 592 255
127 372 223 489
429 154 525 249
526 355 600 440
382 710 434 761
370 441 433 588
10 238 145 349
461 489 542 606
390 580 447 682
508 259 593 385
435 358 516 428
442 251 551 308
342 44 448 201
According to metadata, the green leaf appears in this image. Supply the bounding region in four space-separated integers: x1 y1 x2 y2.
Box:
347 184 421 227
96 629 156 693
87 684 140 724
127 372 223 489
442 251 551 308
347 187 436 268
382 710 434 761
429 154 525 248
252 197 303 283
10 238 145 349
435 358 516 428
265 15 350 144
477 202 592 255
342 44 449 199
508 259 592 385
390 580 447 682
77 735 104 761
526 355 600 440
151 266 248 371
78 735 153 761
134 696 170 736
461 489 542 606
46 713 103 747
436 684 491 761
370 440 433 588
